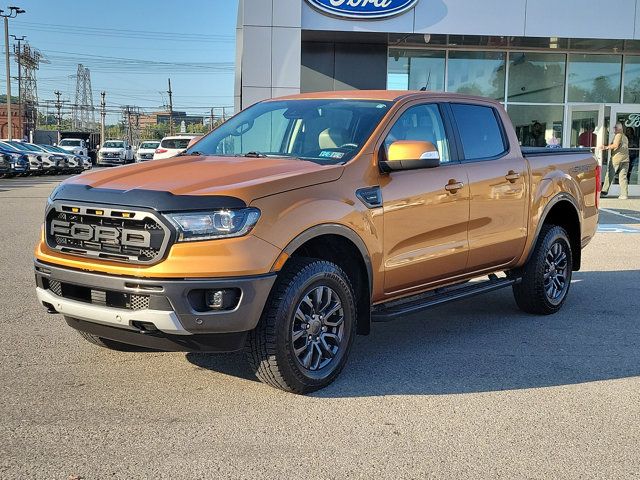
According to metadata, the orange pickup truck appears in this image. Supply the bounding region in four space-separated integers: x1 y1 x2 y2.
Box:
35 91 600 393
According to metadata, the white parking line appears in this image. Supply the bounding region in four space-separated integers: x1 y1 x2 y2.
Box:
600 208 640 222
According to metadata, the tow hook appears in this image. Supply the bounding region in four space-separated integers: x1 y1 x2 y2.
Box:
131 321 159 335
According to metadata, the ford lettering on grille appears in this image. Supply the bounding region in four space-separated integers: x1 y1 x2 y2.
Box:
45 203 171 265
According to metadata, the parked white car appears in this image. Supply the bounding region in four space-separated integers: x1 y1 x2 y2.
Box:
58 138 89 157
136 140 160 162
153 135 198 160
98 140 135 166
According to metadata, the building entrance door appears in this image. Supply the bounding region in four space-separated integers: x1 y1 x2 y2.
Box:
564 104 606 166
610 106 640 189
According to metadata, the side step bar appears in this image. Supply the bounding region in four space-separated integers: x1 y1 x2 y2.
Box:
372 275 519 322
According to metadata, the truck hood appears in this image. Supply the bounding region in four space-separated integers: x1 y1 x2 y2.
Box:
64 155 344 204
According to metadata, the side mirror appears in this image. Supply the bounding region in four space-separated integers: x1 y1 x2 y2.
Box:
380 140 440 172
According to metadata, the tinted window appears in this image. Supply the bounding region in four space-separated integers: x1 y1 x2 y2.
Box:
451 104 506 160
384 104 451 163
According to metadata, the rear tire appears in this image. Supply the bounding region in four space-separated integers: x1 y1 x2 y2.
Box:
245 258 357 394
513 225 573 315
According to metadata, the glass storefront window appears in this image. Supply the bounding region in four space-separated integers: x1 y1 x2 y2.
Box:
567 54 622 103
387 49 445 91
508 52 566 103
447 51 505 100
623 56 640 103
507 105 564 147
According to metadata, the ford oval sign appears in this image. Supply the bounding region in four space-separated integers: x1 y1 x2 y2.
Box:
306 0 419 20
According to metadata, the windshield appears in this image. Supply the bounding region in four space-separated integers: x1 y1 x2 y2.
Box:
41 145 67 154
0 141 21 152
104 141 124 149
186 99 392 164
59 140 81 147
161 138 191 149
6 141 41 152
140 142 160 150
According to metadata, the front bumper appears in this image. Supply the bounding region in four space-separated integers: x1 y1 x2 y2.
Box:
34 260 277 348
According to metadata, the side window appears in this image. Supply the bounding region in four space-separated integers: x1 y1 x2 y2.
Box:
450 104 507 160
384 104 452 163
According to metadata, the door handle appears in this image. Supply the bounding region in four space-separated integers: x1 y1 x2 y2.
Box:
505 171 521 183
445 181 464 193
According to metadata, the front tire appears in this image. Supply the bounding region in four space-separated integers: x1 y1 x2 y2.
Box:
245 258 357 394
513 225 573 315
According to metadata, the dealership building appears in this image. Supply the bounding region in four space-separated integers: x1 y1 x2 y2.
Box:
236 0 640 187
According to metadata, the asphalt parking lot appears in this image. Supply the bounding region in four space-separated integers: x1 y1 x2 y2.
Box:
1 174 639 479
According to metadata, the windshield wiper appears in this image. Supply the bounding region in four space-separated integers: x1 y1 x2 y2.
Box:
244 151 268 158
177 151 202 157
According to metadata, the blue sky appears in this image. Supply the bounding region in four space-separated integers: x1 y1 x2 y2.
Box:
4 0 238 121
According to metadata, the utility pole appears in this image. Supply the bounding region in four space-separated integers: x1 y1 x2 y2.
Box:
11 34 24 138
126 106 133 145
100 91 106 144
167 78 174 135
54 90 62 143
210 108 214 131
1 6 25 139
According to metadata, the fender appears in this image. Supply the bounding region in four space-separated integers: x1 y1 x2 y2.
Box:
282 223 373 335
524 192 582 268
283 223 373 294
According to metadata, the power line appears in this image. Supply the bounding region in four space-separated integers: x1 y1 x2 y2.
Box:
13 20 234 44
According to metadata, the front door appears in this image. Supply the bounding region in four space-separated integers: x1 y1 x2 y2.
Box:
380 103 470 294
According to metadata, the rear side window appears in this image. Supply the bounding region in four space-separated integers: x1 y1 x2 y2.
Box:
451 104 506 160
161 138 191 149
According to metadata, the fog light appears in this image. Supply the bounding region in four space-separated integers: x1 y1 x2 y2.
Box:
205 289 240 311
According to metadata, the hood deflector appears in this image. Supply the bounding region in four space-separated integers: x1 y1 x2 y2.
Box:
51 183 247 212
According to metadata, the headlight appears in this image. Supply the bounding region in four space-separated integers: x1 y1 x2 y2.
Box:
165 208 261 242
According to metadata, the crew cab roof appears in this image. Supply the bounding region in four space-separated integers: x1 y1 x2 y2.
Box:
272 90 503 107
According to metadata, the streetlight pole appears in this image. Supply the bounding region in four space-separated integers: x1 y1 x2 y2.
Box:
11 34 24 139
0 6 25 140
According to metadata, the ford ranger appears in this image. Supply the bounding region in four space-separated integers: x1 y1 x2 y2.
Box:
34 91 600 393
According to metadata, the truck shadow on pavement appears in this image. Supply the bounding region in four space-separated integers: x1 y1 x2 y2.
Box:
186 270 640 397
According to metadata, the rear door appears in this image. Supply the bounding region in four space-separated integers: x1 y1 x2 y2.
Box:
380 102 470 294
449 102 529 271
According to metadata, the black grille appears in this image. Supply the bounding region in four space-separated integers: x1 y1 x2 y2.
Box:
46 206 169 265
49 279 63 296
44 278 152 311
130 294 150 311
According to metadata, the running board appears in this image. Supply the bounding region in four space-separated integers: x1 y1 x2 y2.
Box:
372 275 519 322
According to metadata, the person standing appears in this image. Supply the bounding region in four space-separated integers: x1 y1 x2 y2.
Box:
600 123 630 200
626 127 638 185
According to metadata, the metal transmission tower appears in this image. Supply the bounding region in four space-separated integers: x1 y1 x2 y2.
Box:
13 41 45 136
72 64 96 131
122 105 141 146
